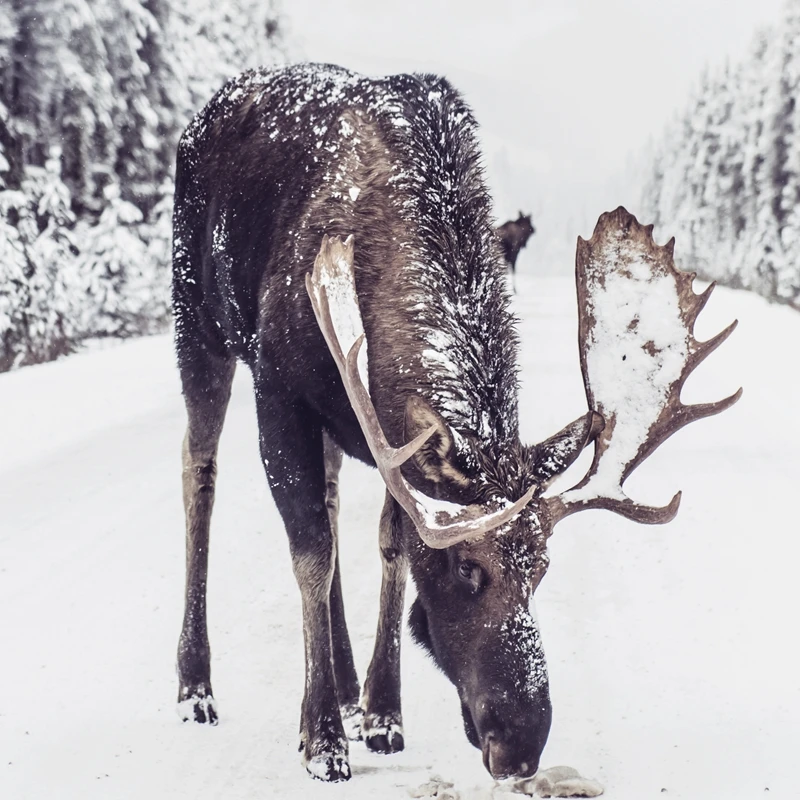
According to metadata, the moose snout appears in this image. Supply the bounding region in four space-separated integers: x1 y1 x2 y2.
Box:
471 693 551 780
481 732 538 780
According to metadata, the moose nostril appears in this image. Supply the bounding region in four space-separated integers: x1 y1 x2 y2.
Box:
482 735 538 780
481 732 497 776
485 736 514 780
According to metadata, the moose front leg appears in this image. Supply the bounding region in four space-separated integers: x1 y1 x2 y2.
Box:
176 351 235 725
323 432 363 740
294 547 350 781
362 491 408 754
255 392 349 782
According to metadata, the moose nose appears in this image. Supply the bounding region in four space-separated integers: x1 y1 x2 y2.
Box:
481 732 538 780
471 691 549 779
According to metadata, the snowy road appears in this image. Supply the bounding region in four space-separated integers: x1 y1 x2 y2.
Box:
1 275 798 799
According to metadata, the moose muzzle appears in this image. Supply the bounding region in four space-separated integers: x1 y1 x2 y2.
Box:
467 690 552 779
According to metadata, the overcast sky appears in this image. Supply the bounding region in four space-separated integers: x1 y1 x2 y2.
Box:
285 0 786 269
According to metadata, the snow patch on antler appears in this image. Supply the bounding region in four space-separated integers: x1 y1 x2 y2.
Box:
406 485 473 526
405 484 535 533
565 236 688 502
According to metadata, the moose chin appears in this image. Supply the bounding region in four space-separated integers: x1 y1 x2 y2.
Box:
171 62 741 782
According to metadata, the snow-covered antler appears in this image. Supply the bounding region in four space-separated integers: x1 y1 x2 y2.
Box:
545 207 742 526
306 235 536 550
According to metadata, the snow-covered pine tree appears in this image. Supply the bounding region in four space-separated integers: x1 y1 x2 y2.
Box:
642 0 800 311
0 148 80 369
171 0 287 110
0 0 289 371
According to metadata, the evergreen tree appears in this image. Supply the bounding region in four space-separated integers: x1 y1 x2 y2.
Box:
0 0 289 371
643 0 800 311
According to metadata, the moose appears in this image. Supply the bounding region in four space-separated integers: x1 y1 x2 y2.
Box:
496 211 535 290
172 63 740 783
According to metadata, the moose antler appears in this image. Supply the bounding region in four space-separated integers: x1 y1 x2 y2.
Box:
545 207 742 526
306 235 536 549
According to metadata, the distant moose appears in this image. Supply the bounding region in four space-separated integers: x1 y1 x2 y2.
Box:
496 211 535 290
172 63 740 783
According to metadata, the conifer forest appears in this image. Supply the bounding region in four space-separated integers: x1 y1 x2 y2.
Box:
643 0 800 310
0 0 286 370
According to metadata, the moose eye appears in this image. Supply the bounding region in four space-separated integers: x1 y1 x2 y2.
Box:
455 561 485 593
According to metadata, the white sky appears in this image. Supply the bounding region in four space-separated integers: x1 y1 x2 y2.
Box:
284 0 786 270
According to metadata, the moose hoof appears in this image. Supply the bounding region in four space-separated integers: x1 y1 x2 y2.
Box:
363 713 404 754
305 752 351 782
340 703 365 741
177 686 218 725
300 726 351 782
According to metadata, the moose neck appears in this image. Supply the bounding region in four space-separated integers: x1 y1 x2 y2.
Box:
360 237 520 454
357 96 521 459
290 69 521 471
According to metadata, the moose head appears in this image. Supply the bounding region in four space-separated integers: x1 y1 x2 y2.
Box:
516 210 535 239
307 207 740 779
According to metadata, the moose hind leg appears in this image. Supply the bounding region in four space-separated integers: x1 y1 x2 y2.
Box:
176 349 235 725
323 432 363 741
256 393 349 781
362 491 408 754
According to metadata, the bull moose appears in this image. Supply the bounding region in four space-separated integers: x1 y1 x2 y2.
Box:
496 211 535 291
172 63 740 783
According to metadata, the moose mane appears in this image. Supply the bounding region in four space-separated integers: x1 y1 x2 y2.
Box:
383 74 521 448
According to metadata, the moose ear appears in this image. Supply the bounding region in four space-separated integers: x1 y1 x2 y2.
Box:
532 411 604 485
404 396 470 487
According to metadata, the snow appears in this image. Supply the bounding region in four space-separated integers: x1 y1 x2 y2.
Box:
341 703 365 741
1 275 798 799
411 767 606 799
563 232 690 502
408 766 603 798
515 766 604 798
306 752 350 782
409 774 460 798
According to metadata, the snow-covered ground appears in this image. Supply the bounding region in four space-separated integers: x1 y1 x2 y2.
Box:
1 274 798 799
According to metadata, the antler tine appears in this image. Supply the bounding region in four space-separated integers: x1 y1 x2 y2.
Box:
616 320 740 486
686 280 716 325
307 235 536 549
685 318 738 375
548 490 682 526
545 207 741 527
342 334 437 468
672 387 743 430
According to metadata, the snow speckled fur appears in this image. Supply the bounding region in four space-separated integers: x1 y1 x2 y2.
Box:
171 63 596 783
175 63 517 451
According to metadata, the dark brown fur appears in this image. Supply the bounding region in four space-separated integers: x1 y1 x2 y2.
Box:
173 64 588 782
